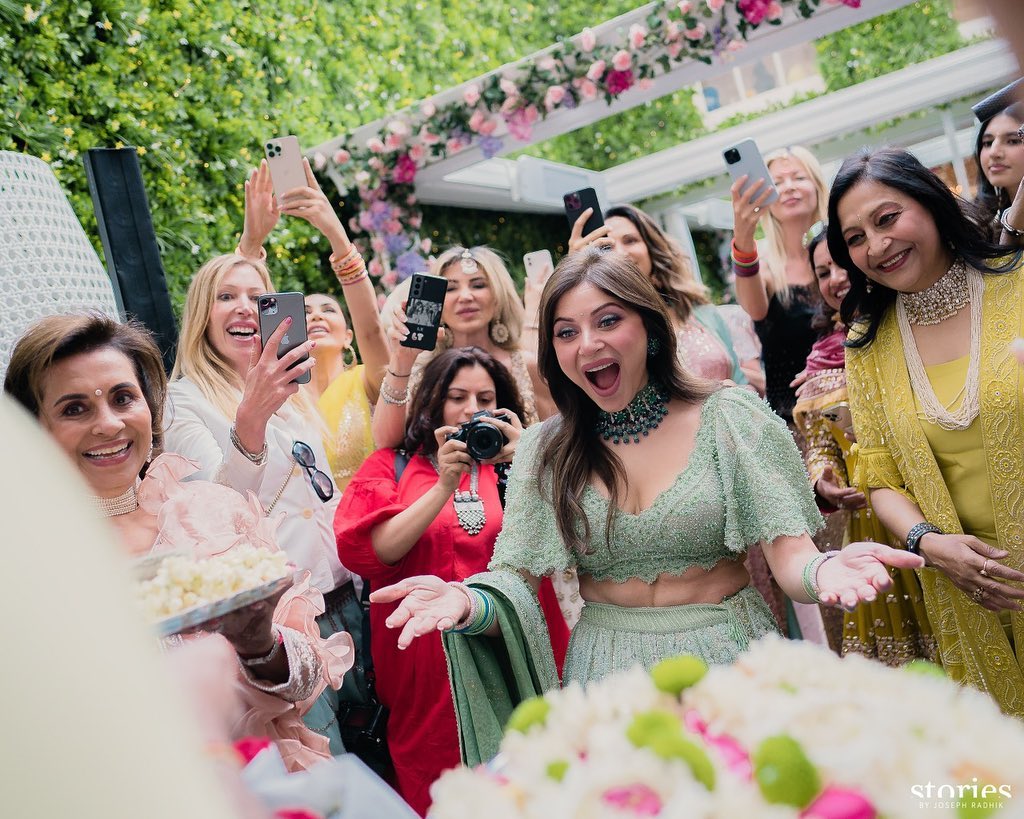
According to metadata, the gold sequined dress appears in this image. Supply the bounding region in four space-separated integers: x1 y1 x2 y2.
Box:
317 364 374 493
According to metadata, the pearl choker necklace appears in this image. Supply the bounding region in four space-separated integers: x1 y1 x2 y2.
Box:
898 260 969 326
88 485 139 517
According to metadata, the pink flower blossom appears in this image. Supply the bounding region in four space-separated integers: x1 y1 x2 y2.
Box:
801 786 876 819
381 268 397 288
348 217 360 233
332 148 350 165
392 153 417 185
384 219 403 235
387 119 412 138
666 20 681 40
500 95 521 115
420 100 436 118
406 194 417 205
668 41 684 58
638 78 654 91
446 138 466 155
685 23 707 40
601 784 662 816
478 117 497 136
420 237 432 253
354 169 370 185
463 83 481 106
409 144 426 162
707 0 725 9
368 157 384 171
628 23 647 49
468 109 487 133
500 77 519 97
606 69 634 96
504 104 539 141
385 132 404 151
579 28 596 52
576 78 598 101
612 49 632 71
766 0 784 19
678 0 693 13
408 214 422 229
727 38 745 51
544 85 566 111
312 152 326 171
419 127 441 146
739 0 774 24
368 257 384 277
586 59 607 82
537 55 558 72
371 236 386 253
366 137 385 153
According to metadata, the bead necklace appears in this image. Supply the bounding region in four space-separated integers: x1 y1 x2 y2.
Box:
594 380 670 445
88 484 139 517
896 264 983 431
898 259 969 326
429 455 486 535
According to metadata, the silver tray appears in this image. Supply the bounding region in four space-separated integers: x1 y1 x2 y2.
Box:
153 573 294 638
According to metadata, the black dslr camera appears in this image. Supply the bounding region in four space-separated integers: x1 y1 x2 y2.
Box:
448 410 509 461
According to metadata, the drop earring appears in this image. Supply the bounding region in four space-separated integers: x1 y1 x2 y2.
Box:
490 320 510 344
647 337 661 356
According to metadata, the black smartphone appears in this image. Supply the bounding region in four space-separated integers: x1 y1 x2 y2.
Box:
258 291 311 384
563 187 604 236
401 273 448 350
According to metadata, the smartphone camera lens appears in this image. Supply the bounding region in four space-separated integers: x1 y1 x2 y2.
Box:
260 297 278 316
565 193 581 209
724 148 740 165
266 143 281 157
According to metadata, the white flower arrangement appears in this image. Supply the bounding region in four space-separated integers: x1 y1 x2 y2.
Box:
430 636 1024 818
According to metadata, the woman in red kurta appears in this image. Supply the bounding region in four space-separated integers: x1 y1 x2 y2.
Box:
336 347 567 815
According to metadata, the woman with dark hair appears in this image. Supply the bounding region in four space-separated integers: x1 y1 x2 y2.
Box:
4 313 354 771
972 79 1024 246
830 146 1024 713
567 203 758 389
792 228 936 666
370 247 921 766
334 347 565 815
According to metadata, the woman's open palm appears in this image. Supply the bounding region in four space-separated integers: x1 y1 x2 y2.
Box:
370 575 470 649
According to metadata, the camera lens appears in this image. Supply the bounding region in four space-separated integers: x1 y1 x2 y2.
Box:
724 149 740 164
566 193 581 209
466 423 504 461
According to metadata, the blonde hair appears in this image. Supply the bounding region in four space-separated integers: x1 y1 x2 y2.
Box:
433 246 524 351
760 146 828 305
171 254 320 424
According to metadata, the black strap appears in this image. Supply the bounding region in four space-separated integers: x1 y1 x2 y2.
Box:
394 448 411 483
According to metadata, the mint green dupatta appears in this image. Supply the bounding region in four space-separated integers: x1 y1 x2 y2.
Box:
441 569 560 766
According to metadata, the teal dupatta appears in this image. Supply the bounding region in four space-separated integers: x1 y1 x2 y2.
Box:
441 569 560 766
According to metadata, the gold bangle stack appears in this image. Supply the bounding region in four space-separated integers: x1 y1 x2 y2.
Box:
330 245 369 286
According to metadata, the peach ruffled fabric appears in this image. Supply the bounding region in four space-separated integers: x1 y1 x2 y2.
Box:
140 453 354 771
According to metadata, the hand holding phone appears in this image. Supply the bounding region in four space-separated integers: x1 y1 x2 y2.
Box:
401 273 448 350
723 139 779 206
564 187 604 239
523 250 554 287
264 136 308 199
257 292 311 384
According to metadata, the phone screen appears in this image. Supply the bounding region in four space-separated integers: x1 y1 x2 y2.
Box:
401 273 448 350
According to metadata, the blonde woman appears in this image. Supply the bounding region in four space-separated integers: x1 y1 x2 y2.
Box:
165 162 373 755
730 145 828 422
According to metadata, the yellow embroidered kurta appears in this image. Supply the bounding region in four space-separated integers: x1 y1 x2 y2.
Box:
317 365 374 493
846 263 1024 715
793 366 936 666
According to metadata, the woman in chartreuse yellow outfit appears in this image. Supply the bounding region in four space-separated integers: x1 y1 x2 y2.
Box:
830 147 1024 715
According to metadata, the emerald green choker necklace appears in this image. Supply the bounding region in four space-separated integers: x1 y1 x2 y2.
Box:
595 381 670 444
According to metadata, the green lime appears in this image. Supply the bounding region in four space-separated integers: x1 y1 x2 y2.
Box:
505 696 550 734
651 655 709 696
753 735 820 808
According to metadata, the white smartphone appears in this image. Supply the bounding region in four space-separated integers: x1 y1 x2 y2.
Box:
723 138 779 205
523 249 554 285
264 135 307 198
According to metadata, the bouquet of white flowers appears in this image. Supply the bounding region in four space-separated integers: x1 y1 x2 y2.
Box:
430 637 1024 818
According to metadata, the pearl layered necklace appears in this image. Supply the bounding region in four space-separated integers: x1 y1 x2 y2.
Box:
88 485 139 517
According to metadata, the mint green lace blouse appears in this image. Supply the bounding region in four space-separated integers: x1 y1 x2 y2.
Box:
488 387 823 583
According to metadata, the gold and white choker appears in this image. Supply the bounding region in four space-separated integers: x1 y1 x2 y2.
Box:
89 485 139 517
898 260 969 326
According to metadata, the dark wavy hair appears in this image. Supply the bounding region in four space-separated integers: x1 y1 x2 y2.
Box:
537 245 714 554
974 102 1024 226
604 204 708 324
805 226 836 333
402 346 525 456
826 147 1020 348
4 313 167 474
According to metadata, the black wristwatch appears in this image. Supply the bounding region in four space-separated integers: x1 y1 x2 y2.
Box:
905 522 942 556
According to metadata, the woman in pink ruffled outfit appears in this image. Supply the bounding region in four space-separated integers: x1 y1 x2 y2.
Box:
5 313 354 772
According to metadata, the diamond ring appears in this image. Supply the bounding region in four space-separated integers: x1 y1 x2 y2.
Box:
753 206 761 214
971 586 987 603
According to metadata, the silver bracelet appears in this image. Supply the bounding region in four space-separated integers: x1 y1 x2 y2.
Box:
379 378 409 406
999 209 1024 238
229 425 268 465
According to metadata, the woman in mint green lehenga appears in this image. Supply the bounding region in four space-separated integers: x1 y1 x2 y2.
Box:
372 246 923 765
